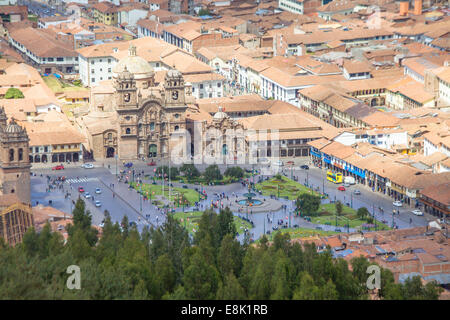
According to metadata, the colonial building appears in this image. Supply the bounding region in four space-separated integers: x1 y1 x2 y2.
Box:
0 107 31 205
0 194 33 246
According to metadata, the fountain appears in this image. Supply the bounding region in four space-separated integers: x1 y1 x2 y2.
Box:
238 191 262 206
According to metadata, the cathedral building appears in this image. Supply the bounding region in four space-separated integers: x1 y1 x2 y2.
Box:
79 44 244 162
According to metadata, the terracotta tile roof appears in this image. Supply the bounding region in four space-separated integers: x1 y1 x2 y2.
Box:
420 182 450 206
9 27 77 58
387 76 435 104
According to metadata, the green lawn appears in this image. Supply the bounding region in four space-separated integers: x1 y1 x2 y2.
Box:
173 211 252 236
311 203 391 231
130 182 200 206
264 227 338 241
255 176 322 200
43 75 88 94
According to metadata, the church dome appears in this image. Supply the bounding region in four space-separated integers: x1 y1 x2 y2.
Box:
5 119 25 134
213 106 227 120
113 44 154 80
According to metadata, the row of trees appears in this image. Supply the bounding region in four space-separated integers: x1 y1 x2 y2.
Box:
155 164 244 183
0 199 442 299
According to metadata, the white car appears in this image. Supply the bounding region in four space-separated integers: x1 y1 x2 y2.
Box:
95 188 101 194
412 209 423 216
84 192 91 199
95 200 102 207
273 160 284 166
257 157 270 165
393 201 402 207
82 163 94 169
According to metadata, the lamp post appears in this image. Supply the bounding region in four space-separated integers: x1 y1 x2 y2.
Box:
139 184 142 212
115 154 118 177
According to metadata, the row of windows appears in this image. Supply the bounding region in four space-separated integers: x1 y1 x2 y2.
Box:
9 148 23 161
91 59 112 64
92 68 112 74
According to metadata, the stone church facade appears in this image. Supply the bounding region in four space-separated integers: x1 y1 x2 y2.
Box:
81 44 246 162
0 107 31 204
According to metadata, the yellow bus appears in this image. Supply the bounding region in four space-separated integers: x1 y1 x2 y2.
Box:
327 171 343 183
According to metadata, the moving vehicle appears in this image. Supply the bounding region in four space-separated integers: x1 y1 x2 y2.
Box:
353 189 361 195
147 161 156 166
300 165 309 170
95 188 101 194
344 176 356 185
327 170 343 184
82 163 94 169
257 157 270 165
124 162 133 168
52 165 64 170
337 186 346 191
95 200 102 207
78 187 85 193
84 192 91 199
412 209 423 216
393 201 402 207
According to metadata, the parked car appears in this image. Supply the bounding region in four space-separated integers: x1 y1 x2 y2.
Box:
393 201 402 207
337 186 346 191
343 183 350 187
353 189 361 195
78 187 85 193
95 188 101 194
412 209 423 216
52 165 64 170
273 160 284 166
147 161 156 166
257 157 270 165
82 163 94 169
95 200 102 207
300 165 309 170
84 192 91 199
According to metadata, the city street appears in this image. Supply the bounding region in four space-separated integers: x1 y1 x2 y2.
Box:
31 158 431 242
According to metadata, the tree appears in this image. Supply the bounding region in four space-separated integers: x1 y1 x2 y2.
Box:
5 88 24 99
179 164 200 180
357 207 370 221
156 166 178 180
216 273 246 300
224 166 244 179
203 165 222 183
336 201 343 217
198 8 210 16
296 193 321 216
183 251 220 299
217 207 237 244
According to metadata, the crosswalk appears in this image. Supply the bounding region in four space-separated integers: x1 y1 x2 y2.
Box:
65 177 99 184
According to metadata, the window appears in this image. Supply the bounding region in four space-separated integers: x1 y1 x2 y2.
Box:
56 57 64 62
108 59 111 63
200 84 203 89
174 125 179 131
18 148 23 161
9 149 14 161
92 78 95 83
108 133 112 140
108 68 111 72
47 58 54 62
44 146 48 152
150 122 155 130
217 82 221 88
91 69 95 74
126 128 131 134
91 60 95 65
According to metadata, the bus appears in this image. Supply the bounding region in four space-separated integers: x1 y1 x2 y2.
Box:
327 171 343 183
